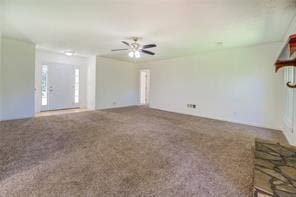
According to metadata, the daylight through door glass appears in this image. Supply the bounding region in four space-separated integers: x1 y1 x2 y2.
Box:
74 68 79 103
41 65 48 106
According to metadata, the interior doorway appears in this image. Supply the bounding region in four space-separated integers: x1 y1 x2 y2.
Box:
140 69 150 105
41 63 80 111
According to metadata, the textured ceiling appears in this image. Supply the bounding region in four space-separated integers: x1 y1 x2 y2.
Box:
1 0 296 62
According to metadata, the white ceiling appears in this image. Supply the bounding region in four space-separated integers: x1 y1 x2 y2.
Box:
1 0 296 62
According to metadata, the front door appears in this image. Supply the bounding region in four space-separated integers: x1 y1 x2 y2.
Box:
41 63 79 111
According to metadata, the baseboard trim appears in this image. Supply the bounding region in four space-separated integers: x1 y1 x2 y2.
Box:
0 115 34 122
282 119 295 145
96 104 138 110
149 106 281 131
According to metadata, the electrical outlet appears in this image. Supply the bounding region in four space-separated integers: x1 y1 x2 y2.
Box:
187 104 197 109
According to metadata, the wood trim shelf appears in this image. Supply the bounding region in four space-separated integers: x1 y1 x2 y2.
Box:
289 34 296 56
274 34 296 88
275 59 296 72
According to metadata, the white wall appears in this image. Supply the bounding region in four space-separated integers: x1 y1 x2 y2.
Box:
0 32 2 120
139 43 284 130
95 57 138 109
35 50 89 112
1 37 35 120
87 56 96 110
0 7 3 120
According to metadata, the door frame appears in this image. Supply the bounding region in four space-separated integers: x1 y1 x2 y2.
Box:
139 69 150 106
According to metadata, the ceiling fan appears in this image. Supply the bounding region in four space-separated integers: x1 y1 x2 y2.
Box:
111 38 157 58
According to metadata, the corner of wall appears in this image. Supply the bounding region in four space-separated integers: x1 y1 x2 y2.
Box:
0 31 2 121
87 55 97 110
1 37 36 120
95 56 139 110
0 1 2 121
274 15 296 62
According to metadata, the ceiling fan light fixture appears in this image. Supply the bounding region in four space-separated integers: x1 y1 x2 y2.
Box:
128 51 134 58
134 51 141 58
64 50 75 56
113 38 156 58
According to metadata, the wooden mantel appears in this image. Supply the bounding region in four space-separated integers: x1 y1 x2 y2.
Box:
275 34 296 88
275 59 296 72
289 34 296 56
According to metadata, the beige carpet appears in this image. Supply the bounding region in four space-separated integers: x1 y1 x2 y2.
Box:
0 107 286 197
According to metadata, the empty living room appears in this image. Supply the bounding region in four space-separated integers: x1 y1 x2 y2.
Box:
1 0 296 196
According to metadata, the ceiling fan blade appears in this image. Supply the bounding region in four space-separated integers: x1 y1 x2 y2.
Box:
140 49 155 55
111 49 129 51
142 44 157 49
122 41 130 47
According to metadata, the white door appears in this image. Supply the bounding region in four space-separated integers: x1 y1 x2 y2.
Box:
140 69 150 105
41 64 79 111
